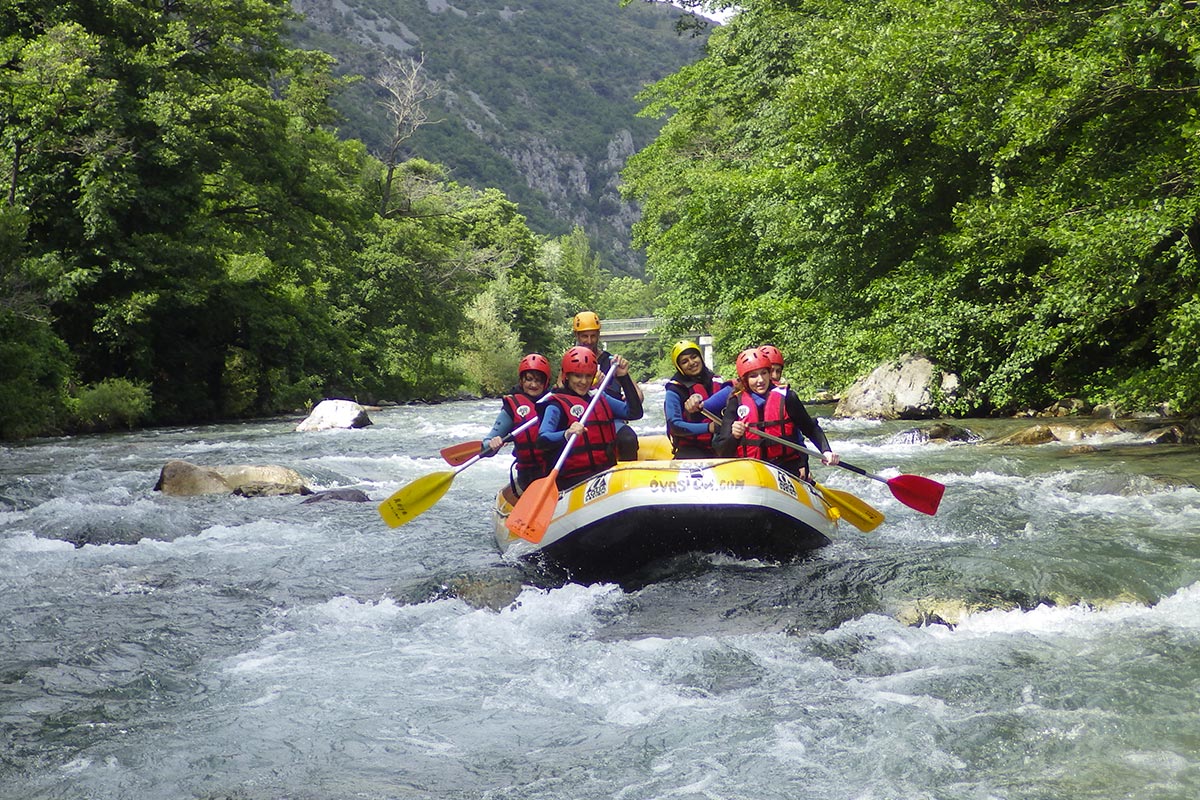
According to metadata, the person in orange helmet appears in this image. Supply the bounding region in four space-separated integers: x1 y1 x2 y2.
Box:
537 345 643 490
571 311 643 460
713 348 839 482
482 353 554 494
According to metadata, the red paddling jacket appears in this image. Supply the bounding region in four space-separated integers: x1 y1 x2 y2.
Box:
665 373 726 453
537 373 642 490
539 389 618 487
712 385 832 475
501 392 547 479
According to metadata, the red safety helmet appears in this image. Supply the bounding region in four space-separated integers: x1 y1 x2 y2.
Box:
758 345 785 367
518 353 552 382
561 346 598 377
735 347 773 379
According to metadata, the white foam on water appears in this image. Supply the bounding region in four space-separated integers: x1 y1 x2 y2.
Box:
0 530 76 553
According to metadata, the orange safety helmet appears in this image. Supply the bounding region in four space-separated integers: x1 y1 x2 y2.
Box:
758 345 785 367
561 346 598 376
572 311 601 332
518 353 552 382
735 347 773 379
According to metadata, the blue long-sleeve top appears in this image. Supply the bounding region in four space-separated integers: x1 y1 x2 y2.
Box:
484 406 517 441
665 377 731 438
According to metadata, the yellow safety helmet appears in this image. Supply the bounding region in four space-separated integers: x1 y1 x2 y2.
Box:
669 340 703 369
572 311 601 332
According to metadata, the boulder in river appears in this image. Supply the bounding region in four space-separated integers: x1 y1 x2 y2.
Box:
891 422 978 445
296 399 372 432
154 460 312 497
834 354 959 419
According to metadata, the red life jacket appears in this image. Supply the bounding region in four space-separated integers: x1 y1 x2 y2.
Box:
545 389 617 487
736 387 801 466
667 376 724 449
502 392 546 474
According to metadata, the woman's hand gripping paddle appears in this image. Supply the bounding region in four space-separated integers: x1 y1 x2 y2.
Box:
704 408 945 516
505 361 621 544
440 415 539 466
378 417 539 528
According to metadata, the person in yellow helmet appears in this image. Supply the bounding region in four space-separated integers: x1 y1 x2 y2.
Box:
571 311 643 460
664 340 730 458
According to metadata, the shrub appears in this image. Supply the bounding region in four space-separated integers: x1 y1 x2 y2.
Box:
73 378 153 432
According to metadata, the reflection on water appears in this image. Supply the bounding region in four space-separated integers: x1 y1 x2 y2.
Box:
2 392 1199 800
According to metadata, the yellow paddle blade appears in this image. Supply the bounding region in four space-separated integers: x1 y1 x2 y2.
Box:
378 470 455 528
815 483 885 532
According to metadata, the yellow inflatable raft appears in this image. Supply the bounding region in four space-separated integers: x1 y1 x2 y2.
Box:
493 435 839 584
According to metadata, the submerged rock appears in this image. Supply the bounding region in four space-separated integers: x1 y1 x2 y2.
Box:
301 488 372 504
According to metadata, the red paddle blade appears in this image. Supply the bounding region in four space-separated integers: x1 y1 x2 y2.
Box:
441 440 483 466
504 472 560 543
886 474 945 515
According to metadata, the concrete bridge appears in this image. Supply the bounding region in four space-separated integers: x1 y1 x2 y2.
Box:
601 317 714 365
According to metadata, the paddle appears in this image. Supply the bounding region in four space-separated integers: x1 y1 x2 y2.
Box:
378 418 538 528
701 408 944 516
812 483 885 532
695 410 882 531
440 416 540 466
505 360 622 544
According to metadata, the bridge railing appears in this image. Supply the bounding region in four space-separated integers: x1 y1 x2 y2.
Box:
601 316 657 335
599 317 715 363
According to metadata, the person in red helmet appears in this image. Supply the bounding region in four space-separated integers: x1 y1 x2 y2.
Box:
758 344 786 386
537 345 644 490
482 353 554 494
713 348 839 482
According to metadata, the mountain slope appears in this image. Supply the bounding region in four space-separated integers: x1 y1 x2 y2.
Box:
290 0 709 274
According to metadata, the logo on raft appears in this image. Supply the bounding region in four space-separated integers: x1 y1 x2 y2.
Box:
772 468 799 498
584 474 609 503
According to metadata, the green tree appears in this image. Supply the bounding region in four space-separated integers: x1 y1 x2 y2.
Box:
0 203 75 438
624 0 1200 413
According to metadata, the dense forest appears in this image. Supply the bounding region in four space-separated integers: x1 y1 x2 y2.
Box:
4 0 1199 440
0 0 660 439
624 0 1200 417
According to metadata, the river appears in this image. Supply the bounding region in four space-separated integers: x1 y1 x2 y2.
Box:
2 384 1199 799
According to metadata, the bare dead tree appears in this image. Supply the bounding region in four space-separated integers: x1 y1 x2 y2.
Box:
375 55 442 217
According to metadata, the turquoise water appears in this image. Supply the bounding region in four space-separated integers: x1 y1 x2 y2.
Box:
2 387 1198 799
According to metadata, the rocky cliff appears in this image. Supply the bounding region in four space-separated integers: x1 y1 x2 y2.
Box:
289 0 709 274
